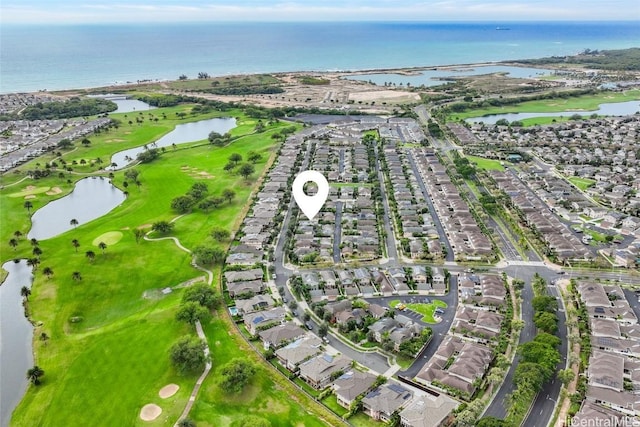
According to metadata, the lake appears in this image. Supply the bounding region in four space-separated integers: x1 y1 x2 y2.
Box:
28 177 126 241
465 100 640 124
346 65 555 87
0 260 34 427
89 94 155 113
109 117 237 169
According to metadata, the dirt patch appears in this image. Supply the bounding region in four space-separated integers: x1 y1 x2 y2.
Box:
159 384 179 399
45 187 62 196
348 90 420 103
139 403 162 421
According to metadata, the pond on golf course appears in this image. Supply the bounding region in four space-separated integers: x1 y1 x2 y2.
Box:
0 260 34 427
108 117 237 170
464 100 640 124
28 177 126 241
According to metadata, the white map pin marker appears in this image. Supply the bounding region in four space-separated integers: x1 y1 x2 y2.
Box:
292 170 329 221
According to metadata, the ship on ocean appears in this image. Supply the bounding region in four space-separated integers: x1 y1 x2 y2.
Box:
496 26 511 30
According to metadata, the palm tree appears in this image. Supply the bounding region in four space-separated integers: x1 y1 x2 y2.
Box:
30 238 39 247
9 238 18 251
24 200 33 213
43 266 54 279
32 246 43 258
72 239 80 252
71 271 82 282
21 286 31 299
14 230 23 240
85 250 96 263
26 366 45 385
40 332 49 345
70 218 79 228
26 257 40 270
98 242 107 254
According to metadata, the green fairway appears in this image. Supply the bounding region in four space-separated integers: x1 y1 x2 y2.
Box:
568 177 596 191
466 155 505 171
8 186 51 198
449 89 640 121
1 103 325 426
390 299 448 324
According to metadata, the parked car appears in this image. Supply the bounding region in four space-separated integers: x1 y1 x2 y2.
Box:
305 322 314 330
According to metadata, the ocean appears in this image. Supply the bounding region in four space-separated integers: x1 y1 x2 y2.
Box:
1 21 639 94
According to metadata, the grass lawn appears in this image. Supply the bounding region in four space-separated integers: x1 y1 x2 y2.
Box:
389 299 448 324
449 89 640 121
190 317 340 427
2 104 322 426
349 411 384 427
322 394 349 418
466 155 504 171
568 177 596 191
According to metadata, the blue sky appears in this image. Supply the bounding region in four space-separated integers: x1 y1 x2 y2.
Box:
2 0 639 23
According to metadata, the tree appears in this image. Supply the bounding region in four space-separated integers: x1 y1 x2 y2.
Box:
43 266 54 279
170 336 207 374
30 238 39 247
85 250 96 263
57 138 73 149
32 246 43 258
72 239 80 252
124 168 140 182
70 218 79 228
176 301 211 325
239 163 255 180
178 419 196 427
557 368 576 386
229 153 243 165
21 286 31 299
98 241 107 254
182 284 221 309
14 230 23 240
477 417 509 427
152 221 174 234
26 257 40 270
188 182 209 200
193 246 225 265
223 162 236 173
40 332 49 345
318 323 329 338
219 359 255 393
72 271 82 281
222 189 236 203
27 366 45 385
81 138 91 147
171 195 195 213
134 228 146 244
534 311 559 334
24 200 33 213
247 151 262 164
9 238 18 251
210 227 230 242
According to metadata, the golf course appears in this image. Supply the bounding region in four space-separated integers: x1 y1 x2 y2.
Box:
0 103 339 426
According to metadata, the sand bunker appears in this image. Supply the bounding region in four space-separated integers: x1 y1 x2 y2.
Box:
159 383 179 399
26 185 36 191
46 187 62 196
139 403 162 421
24 195 36 199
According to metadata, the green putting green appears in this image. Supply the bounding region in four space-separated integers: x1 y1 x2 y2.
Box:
92 231 123 246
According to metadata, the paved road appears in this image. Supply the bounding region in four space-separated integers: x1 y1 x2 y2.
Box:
405 150 455 262
482 265 568 425
333 201 343 263
374 144 400 263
